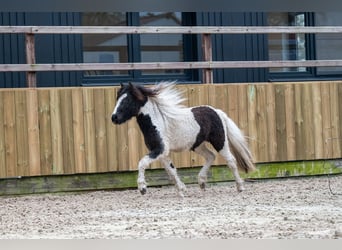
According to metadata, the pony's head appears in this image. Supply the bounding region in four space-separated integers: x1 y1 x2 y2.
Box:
111 82 157 124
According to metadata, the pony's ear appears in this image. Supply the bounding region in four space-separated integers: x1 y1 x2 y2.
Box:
129 82 146 102
120 82 124 87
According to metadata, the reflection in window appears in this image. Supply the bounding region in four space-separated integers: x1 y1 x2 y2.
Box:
139 12 184 75
268 13 306 73
82 12 128 76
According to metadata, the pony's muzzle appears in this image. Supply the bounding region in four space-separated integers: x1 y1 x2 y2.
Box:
111 114 119 124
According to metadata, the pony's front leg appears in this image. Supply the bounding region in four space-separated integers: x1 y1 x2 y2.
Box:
137 155 156 195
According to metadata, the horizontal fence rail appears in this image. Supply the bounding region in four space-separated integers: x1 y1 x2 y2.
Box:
1 60 342 72
1 26 342 86
2 26 342 34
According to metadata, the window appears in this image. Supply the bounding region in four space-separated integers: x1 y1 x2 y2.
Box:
82 12 198 84
315 12 342 75
267 12 307 73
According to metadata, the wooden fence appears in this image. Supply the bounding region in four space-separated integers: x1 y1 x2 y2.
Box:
2 26 342 86
0 81 341 178
1 26 342 180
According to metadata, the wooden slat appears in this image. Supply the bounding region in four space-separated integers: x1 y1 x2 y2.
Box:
338 83 342 155
255 85 268 162
275 85 287 161
329 82 341 157
15 91 29 176
247 85 258 162
104 87 118 172
0 92 6 178
49 89 64 174
93 88 108 172
321 83 333 158
2 26 342 34
60 89 75 174
301 84 315 159
265 85 277 161
3 60 342 72
26 89 41 175
284 84 296 161
311 83 324 159
83 88 97 173
38 90 53 175
294 84 305 159
72 88 86 173
3 91 17 177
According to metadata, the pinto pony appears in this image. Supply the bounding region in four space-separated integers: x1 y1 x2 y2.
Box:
111 82 255 196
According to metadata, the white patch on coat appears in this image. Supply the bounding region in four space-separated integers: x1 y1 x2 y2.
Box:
139 83 200 153
112 93 127 115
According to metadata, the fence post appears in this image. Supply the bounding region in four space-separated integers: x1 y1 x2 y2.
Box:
25 33 37 88
201 34 213 84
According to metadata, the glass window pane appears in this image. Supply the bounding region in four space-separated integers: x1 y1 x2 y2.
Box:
82 12 128 76
315 12 342 74
139 12 184 75
268 12 307 73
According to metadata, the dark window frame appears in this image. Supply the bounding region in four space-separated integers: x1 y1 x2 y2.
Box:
81 12 199 86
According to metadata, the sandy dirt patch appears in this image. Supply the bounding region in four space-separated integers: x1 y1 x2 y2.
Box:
0 175 341 239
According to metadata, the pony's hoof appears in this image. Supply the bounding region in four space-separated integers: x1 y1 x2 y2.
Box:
140 188 147 195
199 182 206 190
237 184 245 192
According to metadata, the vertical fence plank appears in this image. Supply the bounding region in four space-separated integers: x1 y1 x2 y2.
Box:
15 91 29 176
60 89 75 174
227 85 239 124
3 91 17 177
247 85 258 162
50 89 64 174
94 88 108 172
26 89 41 175
0 92 6 178
72 88 86 173
265 84 277 162
38 89 53 175
105 87 118 172
329 82 341 157
294 84 305 159
338 82 342 155
311 83 324 159
284 84 296 161
275 85 287 161
321 83 333 158
255 85 268 162
83 88 97 173
302 84 315 159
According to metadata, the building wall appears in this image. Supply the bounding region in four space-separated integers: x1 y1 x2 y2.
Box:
0 12 83 88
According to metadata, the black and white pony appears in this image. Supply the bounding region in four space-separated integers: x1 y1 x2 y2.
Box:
111 82 255 196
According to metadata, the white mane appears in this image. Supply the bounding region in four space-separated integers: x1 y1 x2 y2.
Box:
147 81 188 119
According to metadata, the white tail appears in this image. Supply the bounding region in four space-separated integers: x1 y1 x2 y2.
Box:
223 114 255 173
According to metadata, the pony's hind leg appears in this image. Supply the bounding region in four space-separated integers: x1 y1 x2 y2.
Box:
219 144 245 192
160 157 186 197
194 143 216 190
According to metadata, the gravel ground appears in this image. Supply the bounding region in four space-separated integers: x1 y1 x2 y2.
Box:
0 175 341 239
